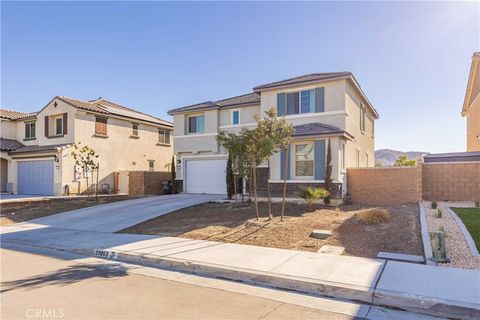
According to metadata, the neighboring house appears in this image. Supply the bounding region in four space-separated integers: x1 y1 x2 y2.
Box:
462 52 480 152
168 72 379 201
1 96 172 195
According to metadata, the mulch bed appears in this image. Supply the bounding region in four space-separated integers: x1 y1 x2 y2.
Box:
0 196 145 226
121 202 423 258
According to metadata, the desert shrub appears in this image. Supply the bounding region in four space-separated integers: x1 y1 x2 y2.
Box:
435 209 443 219
475 199 480 208
356 208 391 224
431 200 438 209
297 187 329 210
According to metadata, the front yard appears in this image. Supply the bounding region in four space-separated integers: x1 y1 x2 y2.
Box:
121 202 423 258
0 196 144 226
451 207 480 250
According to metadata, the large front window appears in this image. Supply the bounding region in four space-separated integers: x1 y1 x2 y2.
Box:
295 143 314 177
287 90 315 115
188 115 205 133
24 122 36 139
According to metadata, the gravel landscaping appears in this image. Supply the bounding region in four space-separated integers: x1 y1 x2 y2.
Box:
422 201 480 271
121 202 423 258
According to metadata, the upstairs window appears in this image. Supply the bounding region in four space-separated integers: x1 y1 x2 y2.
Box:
188 115 205 134
55 117 63 135
232 110 240 125
148 160 155 171
24 122 36 139
132 123 139 137
285 90 316 115
95 117 108 136
158 129 171 145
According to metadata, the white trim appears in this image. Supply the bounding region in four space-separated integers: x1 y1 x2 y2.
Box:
219 122 257 129
180 154 228 160
282 109 346 120
173 132 218 139
231 109 241 126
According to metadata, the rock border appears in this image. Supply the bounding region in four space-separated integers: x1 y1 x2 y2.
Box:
418 202 435 265
446 206 479 257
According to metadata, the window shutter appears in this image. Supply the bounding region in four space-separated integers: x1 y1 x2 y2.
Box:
44 116 49 137
314 140 326 180
277 93 286 116
280 146 291 180
63 113 68 134
315 87 325 113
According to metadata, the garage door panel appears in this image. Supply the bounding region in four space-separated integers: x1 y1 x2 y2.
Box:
18 160 54 195
186 159 227 195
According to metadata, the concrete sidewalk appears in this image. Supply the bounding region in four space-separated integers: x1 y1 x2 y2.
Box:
2 223 479 320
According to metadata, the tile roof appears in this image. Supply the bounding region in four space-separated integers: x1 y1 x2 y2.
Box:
253 72 352 91
0 138 24 151
168 93 261 115
293 123 353 139
0 109 37 120
57 96 172 127
423 151 480 163
8 143 71 155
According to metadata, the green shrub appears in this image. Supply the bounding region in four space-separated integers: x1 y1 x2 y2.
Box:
435 209 443 219
431 200 438 209
298 187 329 210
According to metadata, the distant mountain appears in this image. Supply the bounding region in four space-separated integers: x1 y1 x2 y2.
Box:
375 149 428 166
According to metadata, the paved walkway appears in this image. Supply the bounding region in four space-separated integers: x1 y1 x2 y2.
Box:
26 194 224 232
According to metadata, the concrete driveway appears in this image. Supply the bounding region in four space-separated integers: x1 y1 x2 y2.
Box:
26 194 224 233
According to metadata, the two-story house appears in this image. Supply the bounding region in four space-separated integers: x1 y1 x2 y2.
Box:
462 52 480 152
168 72 379 201
1 96 173 195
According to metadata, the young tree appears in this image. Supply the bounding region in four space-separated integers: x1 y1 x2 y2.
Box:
71 142 99 197
298 187 330 210
324 139 333 205
226 153 235 199
394 155 417 167
256 108 294 220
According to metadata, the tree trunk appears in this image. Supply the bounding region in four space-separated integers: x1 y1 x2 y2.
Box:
267 159 273 220
233 160 238 207
281 145 289 222
248 167 253 203
253 163 259 220
95 164 99 201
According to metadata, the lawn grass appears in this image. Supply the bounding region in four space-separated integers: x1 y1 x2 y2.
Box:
452 207 480 250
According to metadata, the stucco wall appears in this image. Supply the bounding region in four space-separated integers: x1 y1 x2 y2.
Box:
1 120 17 139
466 96 480 151
219 105 260 127
347 166 422 205
422 162 480 201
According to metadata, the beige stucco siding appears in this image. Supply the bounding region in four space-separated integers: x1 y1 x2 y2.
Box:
466 95 480 151
35 99 76 146
345 81 375 168
219 105 260 127
1 120 17 139
64 112 172 194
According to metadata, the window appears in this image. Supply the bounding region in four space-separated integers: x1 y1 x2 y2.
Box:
95 117 108 136
287 92 299 115
24 122 36 139
55 117 63 135
360 104 366 133
232 110 240 125
188 115 205 133
132 123 139 136
148 160 155 171
158 129 171 145
300 89 315 113
295 143 314 177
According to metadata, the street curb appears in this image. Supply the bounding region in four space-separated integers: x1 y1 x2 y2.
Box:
73 248 375 304
445 206 479 257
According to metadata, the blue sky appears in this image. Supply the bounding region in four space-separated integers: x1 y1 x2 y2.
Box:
1 1 478 153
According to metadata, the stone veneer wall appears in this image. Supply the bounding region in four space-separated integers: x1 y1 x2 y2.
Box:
128 171 171 195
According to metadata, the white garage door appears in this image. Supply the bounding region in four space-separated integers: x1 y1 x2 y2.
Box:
18 160 54 195
185 159 227 194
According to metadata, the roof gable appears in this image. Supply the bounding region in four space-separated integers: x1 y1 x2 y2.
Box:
0 108 37 120
463 52 480 115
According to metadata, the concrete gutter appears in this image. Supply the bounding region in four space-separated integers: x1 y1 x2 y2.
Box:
445 206 479 257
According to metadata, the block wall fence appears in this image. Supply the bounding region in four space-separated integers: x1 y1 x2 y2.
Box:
347 162 480 205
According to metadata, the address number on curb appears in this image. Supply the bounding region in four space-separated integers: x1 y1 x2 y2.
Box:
94 249 118 259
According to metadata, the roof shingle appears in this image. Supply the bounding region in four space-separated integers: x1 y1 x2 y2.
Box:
8 143 71 155
0 109 37 120
293 123 353 139
253 72 352 91
0 138 24 151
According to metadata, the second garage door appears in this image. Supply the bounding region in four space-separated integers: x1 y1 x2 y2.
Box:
185 159 227 194
17 160 54 195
